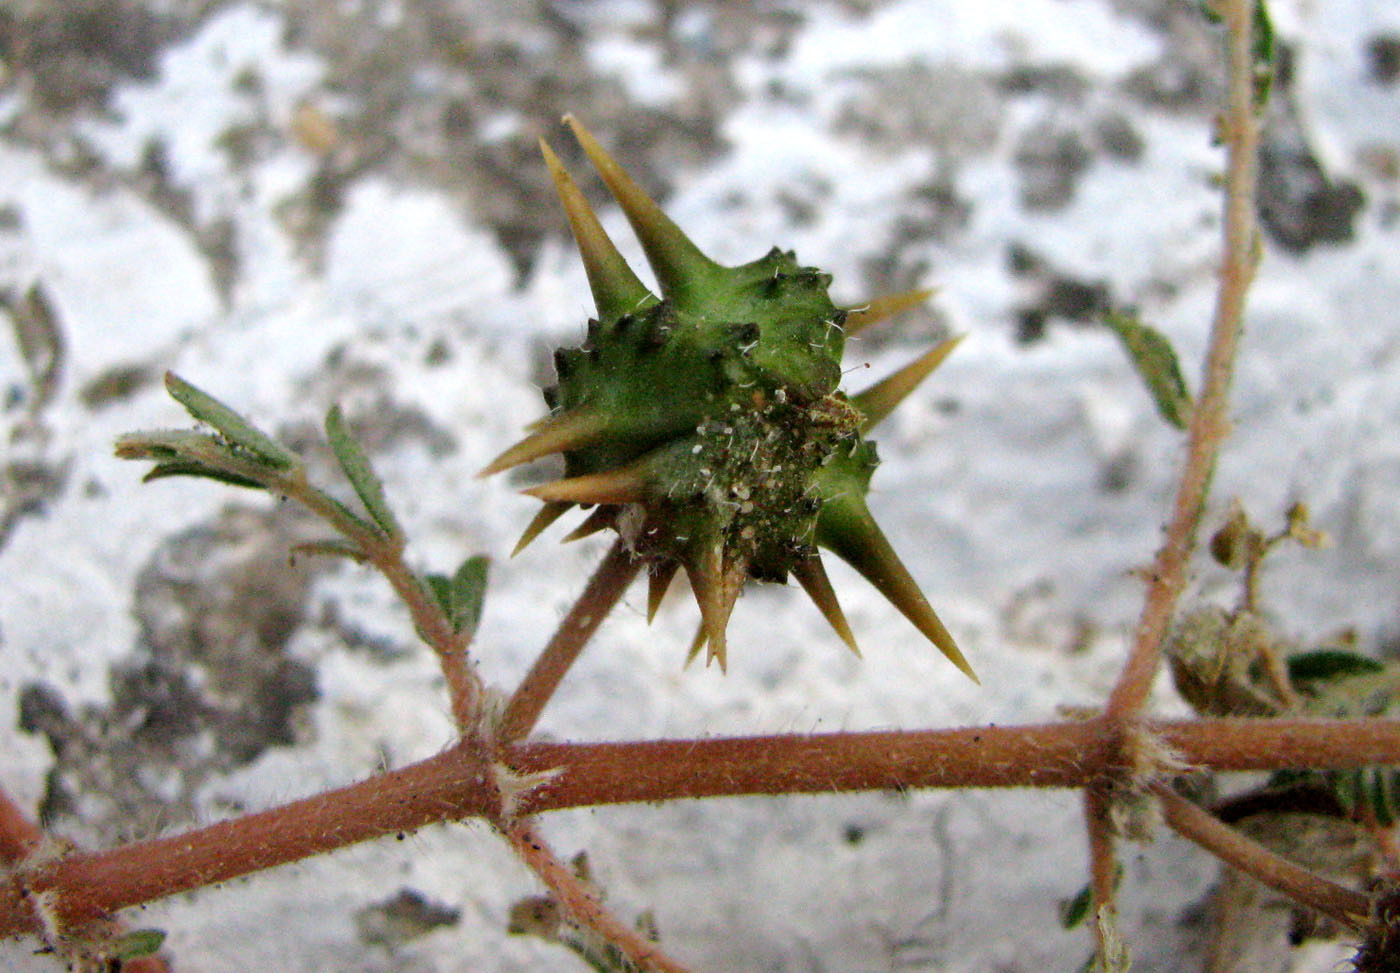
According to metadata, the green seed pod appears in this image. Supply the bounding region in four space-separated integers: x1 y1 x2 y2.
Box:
483 116 975 681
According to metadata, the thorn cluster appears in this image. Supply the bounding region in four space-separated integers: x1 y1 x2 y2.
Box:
482 115 975 681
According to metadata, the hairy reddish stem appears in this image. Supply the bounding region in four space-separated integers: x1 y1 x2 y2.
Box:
499 540 641 741
291 483 484 727
1153 717 1400 770
512 719 1123 808
370 541 481 725
0 742 495 938
504 818 693 973
0 787 42 864
1083 785 1118 957
1156 785 1371 929
2 717 1396 939
0 789 175 972
1105 0 1262 721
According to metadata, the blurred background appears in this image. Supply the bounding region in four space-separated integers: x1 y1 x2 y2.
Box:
1 1 1398 969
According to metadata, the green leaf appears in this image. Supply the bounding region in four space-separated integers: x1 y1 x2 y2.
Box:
290 539 370 564
115 429 212 462
118 430 274 488
5 281 64 409
1059 882 1095 930
1102 310 1193 429
1332 767 1364 817
1287 649 1385 686
1251 0 1276 109
164 372 299 469
1059 865 1121 930
424 573 454 620
1369 769 1398 828
325 405 402 539
109 927 166 960
141 460 268 489
448 555 489 635
422 556 490 635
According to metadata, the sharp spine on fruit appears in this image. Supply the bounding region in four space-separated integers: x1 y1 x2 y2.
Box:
817 494 978 682
512 501 574 556
792 555 861 657
683 540 746 672
647 561 680 623
852 335 964 433
524 461 652 506
683 622 707 668
563 115 722 307
480 408 610 476
539 137 656 321
843 288 935 336
562 506 616 542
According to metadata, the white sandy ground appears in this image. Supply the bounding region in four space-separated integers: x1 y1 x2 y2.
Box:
1 0 1398 969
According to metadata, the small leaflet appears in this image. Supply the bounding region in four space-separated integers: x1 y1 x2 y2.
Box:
290 538 370 564
108 928 166 960
141 458 268 489
448 555 489 636
326 405 403 540
424 556 490 635
164 373 299 469
1102 310 1194 430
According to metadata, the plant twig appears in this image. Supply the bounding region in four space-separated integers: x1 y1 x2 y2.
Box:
1152 716 1400 770
0 787 42 864
361 534 482 729
119 413 487 728
1155 784 1371 929
0 741 496 938
0 789 173 972
1105 0 1262 721
5 717 1397 938
499 540 642 741
503 817 693 972
516 717 1400 810
1083 785 1120 962
290 480 485 728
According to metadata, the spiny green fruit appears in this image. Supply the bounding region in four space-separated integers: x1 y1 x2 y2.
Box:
482 116 975 681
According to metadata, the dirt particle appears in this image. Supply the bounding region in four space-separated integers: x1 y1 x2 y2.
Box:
1007 243 1111 343
1093 112 1144 163
1013 121 1092 211
355 887 462 946
80 364 156 409
1367 35 1400 86
0 1 191 113
1257 128 1366 253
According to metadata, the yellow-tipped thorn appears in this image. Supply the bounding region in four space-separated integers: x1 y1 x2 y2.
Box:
817 495 978 683
646 560 680 623
523 461 650 506
540 137 655 321
707 641 727 672
792 555 861 658
843 288 937 336
683 622 707 669
512 501 573 556
479 408 610 477
562 506 615 543
563 114 721 304
852 334 965 434
683 543 745 674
